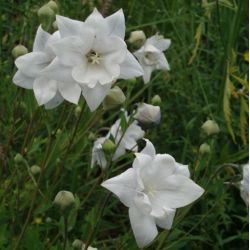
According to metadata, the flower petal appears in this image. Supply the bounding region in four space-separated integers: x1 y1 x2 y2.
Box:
33 77 57 105
13 70 34 89
44 92 64 109
119 51 143 79
154 208 176 230
91 137 107 168
105 9 125 39
82 82 112 111
141 139 156 157
129 206 158 248
156 52 170 70
175 163 190 178
33 26 50 52
15 52 50 78
142 65 154 84
58 81 81 104
101 168 137 207
147 36 171 51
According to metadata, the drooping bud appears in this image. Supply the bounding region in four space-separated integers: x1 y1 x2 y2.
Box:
30 165 41 175
201 119 220 136
128 30 146 46
74 105 82 117
103 86 125 110
45 1 58 13
135 103 161 129
102 139 116 154
72 239 83 249
37 5 55 31
12 45 28 58
199 143 211 155
53 190 75 212
151 95 162 106
14 153 24 164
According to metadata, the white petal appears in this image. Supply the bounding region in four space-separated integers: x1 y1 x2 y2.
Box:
156 52 170 70
33 26 50 52
141 139 156 157
133 153 152 171
175 163 190 178
13 71 34 89
113 141 126 160
56 15 85 38
82 82 112 111
101 168 137 207
45 31 61 58
155 208 176 230
15 52 50 78
91 137 107 168
142 65 154 84
44 92 64 109
50 37 90 66
105 9 125 39
147 36 171 51
151 175 204 209
33 77 57 105
58 81 81 104
129 206 158 248
119 51 143 79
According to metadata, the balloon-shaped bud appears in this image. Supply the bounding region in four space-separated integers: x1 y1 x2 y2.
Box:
201 120 220 136
103 86 125 110
12 45 28 58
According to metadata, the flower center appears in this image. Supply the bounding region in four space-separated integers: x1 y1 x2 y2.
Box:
86 50 101 65
144 185 156 197
143 52 159 65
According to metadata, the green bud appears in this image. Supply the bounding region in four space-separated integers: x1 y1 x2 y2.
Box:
12 45 28 58
72 239 83 249
201 120 220 136
45 217 52 223
199 143 211 155
37 5 55 31
151 95 162 106
56 128 62 136
102 139 116 154
30 165 41 175
74 105 82 117
45 1 58 13
128 30 146 46
103 86 125 110
52 20 58 30
88 132 96 141
14 153 24 164
54 190 75 212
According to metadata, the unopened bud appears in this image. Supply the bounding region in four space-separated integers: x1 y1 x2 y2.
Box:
14 153 24 164
128 30 146 46
56 128 62 136
103 86 125 110
199 143 211 155
88 132 96 141
30 165 41 175
74 105 82 117
102 139 116 154
54 190 75 211
12 45 28 58
45 1 58 13
45 217 52 223
135 103 161 129
151 95 162 106
37 5 55 30
201 120 220 136
52 20 58 30
72 239 83 249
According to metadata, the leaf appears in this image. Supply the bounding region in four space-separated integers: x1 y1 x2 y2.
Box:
239 97 248 145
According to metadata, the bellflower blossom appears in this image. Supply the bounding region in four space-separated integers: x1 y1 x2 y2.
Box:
240 163 249 206
101 139 204 247
91 113 145 169
13 26 81 109
44 8 143 111
134 34 171 83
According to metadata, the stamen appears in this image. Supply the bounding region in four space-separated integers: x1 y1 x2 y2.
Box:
86 50 101 65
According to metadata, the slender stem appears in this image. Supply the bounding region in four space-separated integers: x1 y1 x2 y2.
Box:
63 215 68 250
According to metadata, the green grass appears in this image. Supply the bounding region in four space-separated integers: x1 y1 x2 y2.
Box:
0 0 248 249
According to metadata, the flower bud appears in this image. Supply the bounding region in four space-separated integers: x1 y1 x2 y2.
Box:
103 86 125 110
135 103 161 129
30 165 41 175
12 45 28 58
52 20 58 30
151 95 162 106
74 105 82 117
37 5 55 30
45 217 52 223
201 120 220 136
102 139 116 154
128 30 146 46
14 153 24 164
53 190 75 211
199 143 210 155
45 1 58 13
72 239 83 249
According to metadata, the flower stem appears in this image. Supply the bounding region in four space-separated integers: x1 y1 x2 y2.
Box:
63 215 68 250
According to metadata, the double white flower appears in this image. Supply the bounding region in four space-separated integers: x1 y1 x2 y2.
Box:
13 9 143 111
91 113 145 169
102 139 204 248
134 34 171 84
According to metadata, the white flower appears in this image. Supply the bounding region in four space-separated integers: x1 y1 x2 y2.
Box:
91 112 145 169
134 103 161 128
240 163 249 206
134 34 171 84
82 244 97 250
101 139 204 248
45 9 143 111
13 26 81 109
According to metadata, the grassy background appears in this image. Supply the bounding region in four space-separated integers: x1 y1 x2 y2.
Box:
0 0 248 249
